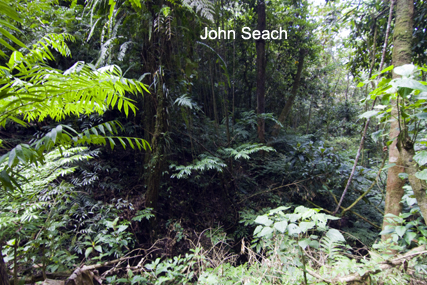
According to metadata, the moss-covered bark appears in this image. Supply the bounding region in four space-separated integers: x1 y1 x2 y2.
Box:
382 0 414 238
145 83 168 214
400 143 427 220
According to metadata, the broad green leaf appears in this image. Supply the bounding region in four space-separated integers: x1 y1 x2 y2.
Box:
379 227 394 235
326 229 345 242
258 226 273 237
414 151 427 166
117 225 128 233
127 269 133 279
94 245 102 253
382 163 396 170
414 112 427 120
288 224 301 235
85 247 93 258
117 137 126 149
298 239 310 249
394 78 427 92
299 222 315 233
287 213 300 222
269 206 291 214
359 110 378 119
398 173 409 180
395 226 406 237
415 169 427 180
254 215 273 226
416 92 427 99
405 231 417 245
274 220 288 233
371 129 383 143
253 225 262 235
8 147 16 167
393 64 416 77
380 65 394 74
107 137 115 150
309 240 319 249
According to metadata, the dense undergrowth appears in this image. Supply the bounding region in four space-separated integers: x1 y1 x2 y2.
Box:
1 0 427 283
2 113 427 284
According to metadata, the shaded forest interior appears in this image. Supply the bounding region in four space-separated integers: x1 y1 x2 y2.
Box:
1 0 427 284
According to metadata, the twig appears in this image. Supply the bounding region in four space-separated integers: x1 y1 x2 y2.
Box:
341 154 387 216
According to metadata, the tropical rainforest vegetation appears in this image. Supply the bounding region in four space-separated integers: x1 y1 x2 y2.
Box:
1 0 427 283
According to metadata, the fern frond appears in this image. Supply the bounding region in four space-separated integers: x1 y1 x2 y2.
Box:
0 62 149 127
219 143 275 160
320 229 346 261
118 41 133 61
170 155 226 179
0 0 27 54
174 94 194 109
182 0 215 21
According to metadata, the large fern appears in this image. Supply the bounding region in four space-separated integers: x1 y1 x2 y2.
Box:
0 0 27 57
0 147 92 233
0 29 149 169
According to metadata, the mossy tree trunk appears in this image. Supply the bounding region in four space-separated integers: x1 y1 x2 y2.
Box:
382 0 414 238
400 144 427 220
145 76 168 215
0 243 8 285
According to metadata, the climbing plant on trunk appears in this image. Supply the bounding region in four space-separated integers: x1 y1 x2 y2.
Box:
382 0 414 238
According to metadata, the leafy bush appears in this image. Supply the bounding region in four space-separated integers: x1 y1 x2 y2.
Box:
0 147 143 274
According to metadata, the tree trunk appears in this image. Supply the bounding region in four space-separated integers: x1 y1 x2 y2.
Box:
400 144 427 220
272 49 305 136
256 0 266 143
305 93 314 134
0 243 9 285
382 0 414 238
145 79 168 215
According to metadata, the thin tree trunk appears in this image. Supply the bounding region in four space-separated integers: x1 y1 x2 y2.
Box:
345 71 351 101
305 93 314 134
210 63 218 127
382 0 413 238
256 0 266 143
0 243 9 285
272 49 305 136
